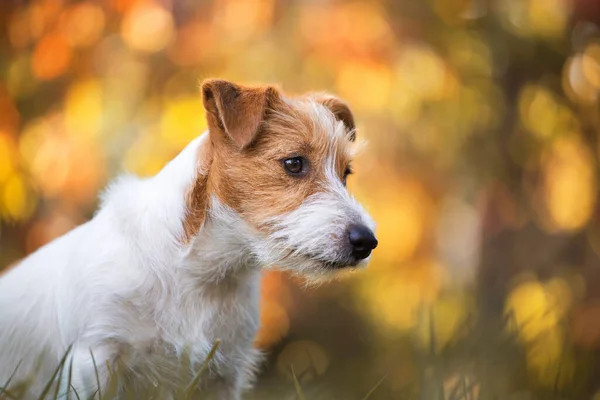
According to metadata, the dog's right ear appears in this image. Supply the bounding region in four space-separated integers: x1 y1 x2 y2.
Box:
201 79 278 149
314 94 356 141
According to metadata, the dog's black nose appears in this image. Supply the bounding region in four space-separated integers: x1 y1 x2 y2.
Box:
348 224 378 260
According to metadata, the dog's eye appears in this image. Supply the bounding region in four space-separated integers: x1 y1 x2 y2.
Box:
283 157 306 176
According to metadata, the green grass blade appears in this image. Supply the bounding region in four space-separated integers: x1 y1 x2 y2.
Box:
361 374 387 400
448 377 479 400
87 389 99 400
53 352 68 400
69 385 81 400
176 344 192 398
447 376 463 400
0 387 18 399
184 340 221 400
38 345 73 400
66 355 75 400
102 359 121 400
553 350 564 399
89 349 101 400
0 360 22 398
290 366 306 400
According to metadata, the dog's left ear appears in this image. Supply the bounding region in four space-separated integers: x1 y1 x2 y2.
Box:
315 95 356 141
201 79 278 149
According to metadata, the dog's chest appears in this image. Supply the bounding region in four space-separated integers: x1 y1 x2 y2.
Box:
118 270 263 384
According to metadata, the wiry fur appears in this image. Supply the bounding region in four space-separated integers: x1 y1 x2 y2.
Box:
0 80 375 399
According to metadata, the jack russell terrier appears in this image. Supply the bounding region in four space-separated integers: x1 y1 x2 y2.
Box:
0 79 377 399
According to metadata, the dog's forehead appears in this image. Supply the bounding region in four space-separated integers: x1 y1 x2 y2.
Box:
266 96 354 160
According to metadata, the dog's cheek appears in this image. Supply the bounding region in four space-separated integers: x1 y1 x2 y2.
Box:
237 177 317 231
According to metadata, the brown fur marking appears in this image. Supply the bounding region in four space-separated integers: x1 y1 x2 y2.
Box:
182 138 213 243
202 79 276 149
313 94 356 141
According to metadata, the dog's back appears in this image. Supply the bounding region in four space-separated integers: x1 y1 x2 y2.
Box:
0 223 91 394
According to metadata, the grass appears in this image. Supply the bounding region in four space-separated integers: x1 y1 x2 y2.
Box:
1 308 594 400
1 342 390 400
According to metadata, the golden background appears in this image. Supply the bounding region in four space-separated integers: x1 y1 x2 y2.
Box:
1 0 600 398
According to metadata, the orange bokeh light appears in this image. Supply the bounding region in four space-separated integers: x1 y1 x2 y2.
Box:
32 33 72 81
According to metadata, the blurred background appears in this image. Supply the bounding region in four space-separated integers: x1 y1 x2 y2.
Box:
1 0 600 398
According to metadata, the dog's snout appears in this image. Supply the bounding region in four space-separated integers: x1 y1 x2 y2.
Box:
348 224 378 260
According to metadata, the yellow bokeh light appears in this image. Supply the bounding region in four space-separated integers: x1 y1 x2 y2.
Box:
1 173 36 222
432 0 471 25
22 124 69 199
564 55 598 104
544 277 574 317
395 44 448 102
124 130 176 177
0 134 16 184
121 2 174 53
359 258 444 333
499 0 570 39
505 277 573 346
65 79 103 139
364 177 431 265
415 291 473 351
542 136 596 232
518 84 562 139
506 280 556 342
160 96 207 149
19 116 105 204
528 0 570 39
447 32 493 76
582 42 600 90
526 330 573 388
336 61 391 111
367 278 423 332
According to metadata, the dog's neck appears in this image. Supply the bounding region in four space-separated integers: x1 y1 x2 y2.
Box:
102 132 262 296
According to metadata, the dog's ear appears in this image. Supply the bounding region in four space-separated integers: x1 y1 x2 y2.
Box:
315 94 356 141
201 79 278 149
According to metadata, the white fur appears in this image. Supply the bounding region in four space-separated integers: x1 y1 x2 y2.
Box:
0 114 375 399
0 133 260 399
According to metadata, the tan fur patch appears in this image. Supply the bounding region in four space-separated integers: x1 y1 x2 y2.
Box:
202 79 277 149
312 94 356 140
182 139 213 243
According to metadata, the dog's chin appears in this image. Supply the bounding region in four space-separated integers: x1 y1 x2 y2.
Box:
289 254 369 281
318 258 363 270
266 245 370 281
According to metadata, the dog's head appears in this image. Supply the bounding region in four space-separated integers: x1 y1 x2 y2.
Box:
197 79 377 278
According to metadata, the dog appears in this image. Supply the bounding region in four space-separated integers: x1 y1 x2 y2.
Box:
0 79 377 399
